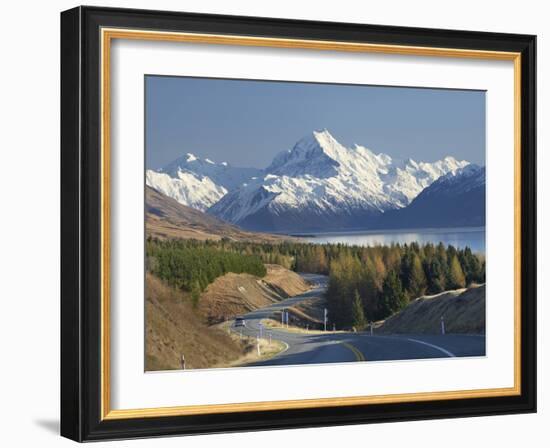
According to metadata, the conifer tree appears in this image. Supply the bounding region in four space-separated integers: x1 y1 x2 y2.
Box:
409 253 427 298
425 257 446 293
448 254 466 289
379 271 407 318
351 289 367 330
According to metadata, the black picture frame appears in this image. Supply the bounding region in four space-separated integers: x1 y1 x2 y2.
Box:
61 5 536 442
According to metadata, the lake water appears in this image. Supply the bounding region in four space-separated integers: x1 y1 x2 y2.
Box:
301 227 486 253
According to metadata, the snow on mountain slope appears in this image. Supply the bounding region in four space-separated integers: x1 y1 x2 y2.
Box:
372 164 486 229
145 170 227 212
161 153 262 191
420 163 486 197
209 130 470 232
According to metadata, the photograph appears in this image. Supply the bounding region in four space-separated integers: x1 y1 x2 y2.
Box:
144 76 487 371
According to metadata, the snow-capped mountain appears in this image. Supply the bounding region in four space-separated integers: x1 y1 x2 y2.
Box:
209 130 470 232
418 163 485 198
161 153 262 191
373 164 486 229
146 153 262 211
145 170 227 212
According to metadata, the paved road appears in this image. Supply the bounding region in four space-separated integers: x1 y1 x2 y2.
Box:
232 274 485 367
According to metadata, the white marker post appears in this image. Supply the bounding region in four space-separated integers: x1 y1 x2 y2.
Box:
257 336 261 356
324 308 328 332
281 309 284 327
441 316 446 335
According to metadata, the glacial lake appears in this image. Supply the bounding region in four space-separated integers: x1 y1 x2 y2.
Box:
300 227 486 253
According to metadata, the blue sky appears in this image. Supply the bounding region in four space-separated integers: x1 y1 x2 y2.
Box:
145 76 486 169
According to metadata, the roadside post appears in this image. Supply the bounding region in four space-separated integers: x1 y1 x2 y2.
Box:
441 316 446 335
281 309 285 327
286 311 290 328
181 354 185 370
324 308 328 332
370 321 373 336
333 323 336 332
257 336 261 356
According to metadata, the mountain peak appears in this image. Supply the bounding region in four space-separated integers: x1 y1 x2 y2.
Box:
443 163 483 180
267 129 342 178
159 151 263 191
428 164 485 195
293 129 339 152
312 128 335 140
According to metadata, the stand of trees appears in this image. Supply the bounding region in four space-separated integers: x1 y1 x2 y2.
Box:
326 242 485 328
146 238 267 305
146 237 484 322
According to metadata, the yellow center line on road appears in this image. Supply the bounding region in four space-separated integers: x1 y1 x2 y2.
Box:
341 342 366 361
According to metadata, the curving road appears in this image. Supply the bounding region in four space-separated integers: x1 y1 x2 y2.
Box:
232 274 485 367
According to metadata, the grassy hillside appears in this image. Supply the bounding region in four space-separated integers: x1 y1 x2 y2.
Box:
378 284 485 334
146 264 310 369
145 273 246 370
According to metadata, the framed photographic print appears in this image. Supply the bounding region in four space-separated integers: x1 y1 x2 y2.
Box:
60 6 536 442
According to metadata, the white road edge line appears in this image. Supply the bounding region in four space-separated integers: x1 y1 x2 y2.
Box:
406 338 456 357
269 340 290 359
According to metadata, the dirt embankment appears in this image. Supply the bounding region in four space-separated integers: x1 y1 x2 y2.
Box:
378 284 485 335
263 264 311 297
145 273 246 370
198 264 311 324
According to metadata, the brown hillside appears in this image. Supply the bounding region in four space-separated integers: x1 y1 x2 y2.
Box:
198 265 311 324
146 186 288 242
145 273 244 370
378 284 485 334
263 264 311 297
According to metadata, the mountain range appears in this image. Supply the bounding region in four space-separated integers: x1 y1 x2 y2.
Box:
372 164 486 229
146 129 484 232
